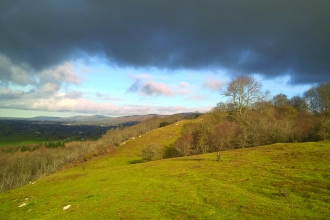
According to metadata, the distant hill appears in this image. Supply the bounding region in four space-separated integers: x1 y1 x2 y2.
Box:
0 114 161 126
0 112 199 126
27 116 63 121
55 115 111 122
56 114 159 125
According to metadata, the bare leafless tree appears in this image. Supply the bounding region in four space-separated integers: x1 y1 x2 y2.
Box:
211 121 239 161
304 82 330 116
223 76 270 115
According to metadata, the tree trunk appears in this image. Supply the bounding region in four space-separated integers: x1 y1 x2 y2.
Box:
216 151 220 162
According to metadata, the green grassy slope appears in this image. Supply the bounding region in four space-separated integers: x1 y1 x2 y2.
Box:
0 119 329 219
88 119 189 168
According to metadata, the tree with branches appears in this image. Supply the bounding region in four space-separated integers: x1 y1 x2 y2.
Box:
223 76 270 115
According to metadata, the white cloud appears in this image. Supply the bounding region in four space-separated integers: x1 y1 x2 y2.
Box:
1 62 217 117
38 62 81 85
0 55 81 88
65 91 83 99
42 83 60 93
0 88 24 100
0 54 36 85
202 79 223 92
95 92 122 101
140 80 174 96
180 82 189 88
0 95 210 116
0 58 87 113
127 78 193 97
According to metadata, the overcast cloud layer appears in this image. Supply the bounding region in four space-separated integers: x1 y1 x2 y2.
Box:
1 0 330 84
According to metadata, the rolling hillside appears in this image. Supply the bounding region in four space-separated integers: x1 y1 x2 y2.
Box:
0 119 329 219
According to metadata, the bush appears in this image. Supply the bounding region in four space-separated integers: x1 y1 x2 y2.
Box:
163 145 180 158
141 143 158 161
159 122 170 127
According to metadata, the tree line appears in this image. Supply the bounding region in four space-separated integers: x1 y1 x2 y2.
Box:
174 76 330 160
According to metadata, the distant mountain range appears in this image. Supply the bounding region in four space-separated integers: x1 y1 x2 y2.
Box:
0 114 160 126
30 115 111 122
0 112 198 126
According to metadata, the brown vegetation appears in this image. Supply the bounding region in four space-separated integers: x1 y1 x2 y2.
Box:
174 77 330 158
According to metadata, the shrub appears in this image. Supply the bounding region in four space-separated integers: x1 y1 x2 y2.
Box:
141 143 158 161
163 145 180 158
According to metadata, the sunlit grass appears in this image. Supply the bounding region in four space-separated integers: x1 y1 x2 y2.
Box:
1 119 329 220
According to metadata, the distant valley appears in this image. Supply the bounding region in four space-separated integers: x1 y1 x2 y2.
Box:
0 114 160 147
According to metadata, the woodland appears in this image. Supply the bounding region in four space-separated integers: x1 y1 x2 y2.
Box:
174 76 330 160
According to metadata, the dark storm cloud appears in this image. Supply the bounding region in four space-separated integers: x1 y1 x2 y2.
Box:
1 0 330 84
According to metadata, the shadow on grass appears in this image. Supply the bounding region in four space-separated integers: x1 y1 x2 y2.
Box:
174 158 207 162
128 159 144 164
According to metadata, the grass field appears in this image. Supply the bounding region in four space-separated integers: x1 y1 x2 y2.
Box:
0 120 329 219
0 133 47 147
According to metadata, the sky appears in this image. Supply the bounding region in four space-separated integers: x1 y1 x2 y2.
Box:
0 1 329 118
